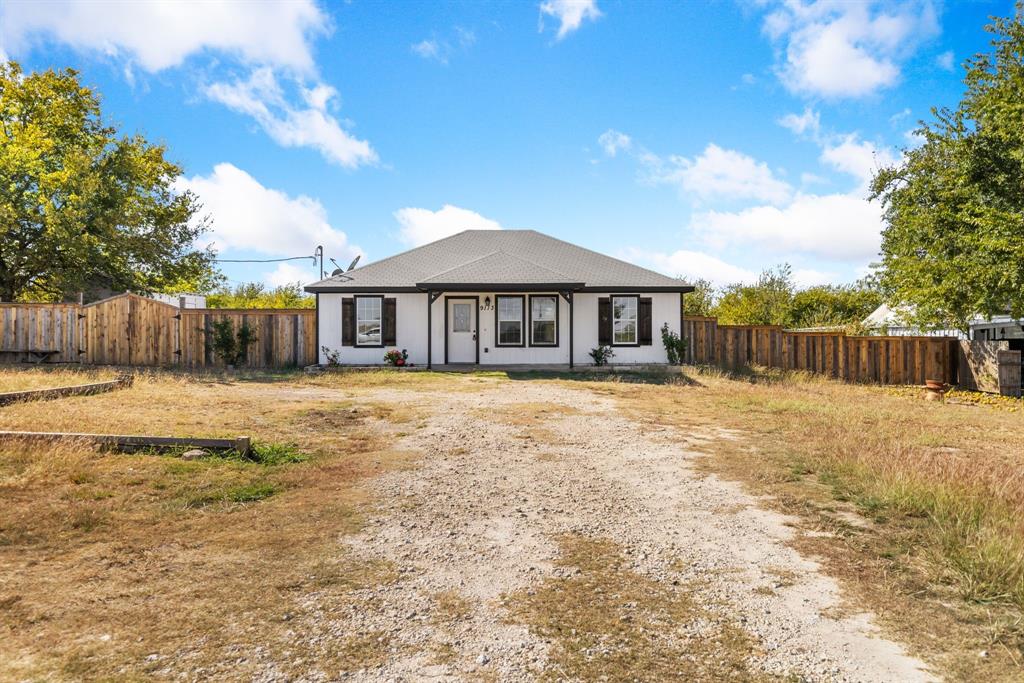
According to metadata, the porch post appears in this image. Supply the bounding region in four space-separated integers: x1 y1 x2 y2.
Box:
426 291 432 369
569 293 574 369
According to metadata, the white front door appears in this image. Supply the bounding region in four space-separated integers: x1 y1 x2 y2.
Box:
447 298 477 363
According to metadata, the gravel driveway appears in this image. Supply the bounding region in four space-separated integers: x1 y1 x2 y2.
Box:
328 379 933 681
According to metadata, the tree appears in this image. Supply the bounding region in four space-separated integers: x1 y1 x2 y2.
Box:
870 10 1024 331
0 61 216 302
681 277 716 316
205 282 314 309
788 279 882 330
714 264 794 326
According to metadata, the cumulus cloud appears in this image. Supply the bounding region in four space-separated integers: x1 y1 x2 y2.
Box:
539 0 602 40
693 192 884 261
936 50 954 71
626 248 758 285
0 0 328 74
761 1 940 99
819 133 899 192
175 162 361 265
394 205 503 247
778 107 821 138
647 144 793 205
266 261 319 287
598 129 633 157
204 68 377 169
412 39 445 63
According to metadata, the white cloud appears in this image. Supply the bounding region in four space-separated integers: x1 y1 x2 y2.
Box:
0 0 328 74
539 0 602 40
266 261 319 287
693 192 884 261
174 162 361 265
778 107 820 138
412 39 445 64
598 129 633 157
626 248 758 285
394 204 503 247
204 68 377 169
647 143 793 204
819 133 899 192
792 268 838 287
762 1 940 98
936 50 954 71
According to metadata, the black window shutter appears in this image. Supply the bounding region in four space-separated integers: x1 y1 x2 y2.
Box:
598 297 612 345
342 298 355 346
639 298 653 345
382 298 397 345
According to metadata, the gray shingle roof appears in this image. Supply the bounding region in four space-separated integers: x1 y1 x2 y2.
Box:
305 230 691 292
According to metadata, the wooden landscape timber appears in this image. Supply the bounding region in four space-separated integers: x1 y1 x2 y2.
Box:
0 293 316 369
0 430 251 456
0 374 134 407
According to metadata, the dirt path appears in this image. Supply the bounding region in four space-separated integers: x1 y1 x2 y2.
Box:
329 380 933 681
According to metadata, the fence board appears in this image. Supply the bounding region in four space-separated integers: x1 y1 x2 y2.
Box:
683 316 958 385
0 294 315 369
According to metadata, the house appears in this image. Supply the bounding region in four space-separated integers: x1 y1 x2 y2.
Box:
304 230 693 368
863 303 1024 349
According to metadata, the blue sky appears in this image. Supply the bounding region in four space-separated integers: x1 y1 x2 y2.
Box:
0 0 1009 289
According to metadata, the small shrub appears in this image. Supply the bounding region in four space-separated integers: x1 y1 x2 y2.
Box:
660 323 687 365
588 345 615 366
322 346 343 366
208 319 257 366
383 348 409 366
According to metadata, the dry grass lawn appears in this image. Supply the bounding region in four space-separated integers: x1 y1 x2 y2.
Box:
0 369 426 679
0 366 120 393
3 365 1024 680
555 366 1024 680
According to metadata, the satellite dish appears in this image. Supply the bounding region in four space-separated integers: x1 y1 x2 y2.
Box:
331 268 344 277
347 255 361 271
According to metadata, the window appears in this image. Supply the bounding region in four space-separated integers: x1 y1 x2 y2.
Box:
356 296 382 346
612 295 638 345
530 295 557 346
496 295 523 345
452 303 471 332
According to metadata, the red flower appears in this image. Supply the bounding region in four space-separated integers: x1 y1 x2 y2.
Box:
396 358 405 366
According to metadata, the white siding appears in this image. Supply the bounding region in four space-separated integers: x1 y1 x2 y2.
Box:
572 292 680 365
318 292 429 365
319 290 683 366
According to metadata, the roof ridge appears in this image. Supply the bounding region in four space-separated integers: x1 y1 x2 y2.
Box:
420 250 504 280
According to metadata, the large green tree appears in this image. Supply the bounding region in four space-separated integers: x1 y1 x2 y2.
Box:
0 61 216 302
871 9 1024 331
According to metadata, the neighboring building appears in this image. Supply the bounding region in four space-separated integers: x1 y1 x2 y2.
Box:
149 292 207 309
863 303 1024 347
304 230 692 368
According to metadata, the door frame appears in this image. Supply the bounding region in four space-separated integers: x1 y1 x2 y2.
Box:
443 295 480 365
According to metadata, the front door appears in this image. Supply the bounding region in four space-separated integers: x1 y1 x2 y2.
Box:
447 298 477 363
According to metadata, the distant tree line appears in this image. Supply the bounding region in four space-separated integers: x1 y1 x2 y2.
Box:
205 282 314 309
682 265 882 331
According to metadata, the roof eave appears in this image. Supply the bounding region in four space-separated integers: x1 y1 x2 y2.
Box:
414 281 585 291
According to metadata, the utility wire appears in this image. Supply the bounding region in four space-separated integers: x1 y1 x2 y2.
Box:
213 255 315 264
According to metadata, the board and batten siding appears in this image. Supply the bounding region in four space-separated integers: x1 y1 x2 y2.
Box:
318 290 681 366
572 292 679 365
318 292 429 365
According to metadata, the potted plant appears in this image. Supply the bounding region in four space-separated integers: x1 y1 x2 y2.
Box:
384 348 409 367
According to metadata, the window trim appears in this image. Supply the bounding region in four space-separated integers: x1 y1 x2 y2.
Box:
354 295 385 347
610 294 640 347
528 294 559 347
494 294 526 347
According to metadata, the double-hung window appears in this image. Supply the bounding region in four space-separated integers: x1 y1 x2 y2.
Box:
612 295 638 345
356 296 382 346
530 295 557 346
496 296 524 346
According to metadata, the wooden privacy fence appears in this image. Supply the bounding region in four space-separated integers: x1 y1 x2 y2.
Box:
0 293 316 369
683 315 959 385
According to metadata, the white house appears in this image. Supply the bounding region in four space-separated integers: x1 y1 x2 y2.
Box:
304 230 693 368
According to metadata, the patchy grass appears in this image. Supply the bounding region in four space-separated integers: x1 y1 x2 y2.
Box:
0 367 426 680
0 366 119 392
505 534 771 681
566 367 1024 680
